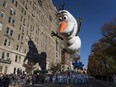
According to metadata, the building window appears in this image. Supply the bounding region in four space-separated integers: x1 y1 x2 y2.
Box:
24 49 26 53
22 27 24 33
10 8 17 16
19 56 21 63
14 10 17 16
10 8 14 15
2 52 5 59
28 15 30 19
6 53 9 60
3 1 7 8
24 11 26 15
6 53 9 57
22 8 24 13
26 0 28 2
4 66 8 74
22 0 25 5
19 45 21 52
23 18 25 26
6 27 14 36
0 66 3 72
19 25 21 30
4 38 11 46
10 30 13 36
56 39 58 51
12 0 18 7
16 45 19 50
8 17 16 26
6 27 9 34
25 3 27 9
13 67 16 74
8 17 12 23
38 0 42 7
26 30 28 36
4 38 7 46
18 34 20 40
15 1 18 7
8 40 11 46
12 0 15 4
0 22 3 31
15 55 18 62
21 35 24 41
32 13 35 17
20 16 23 21
1 11 5 19
62 66 64 69
12 19 15 26
30 1 32 5
49 15 52 22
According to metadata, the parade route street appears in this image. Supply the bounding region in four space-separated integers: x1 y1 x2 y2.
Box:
18 77 116 87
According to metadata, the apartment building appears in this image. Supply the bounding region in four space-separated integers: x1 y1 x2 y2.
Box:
0 0 61 74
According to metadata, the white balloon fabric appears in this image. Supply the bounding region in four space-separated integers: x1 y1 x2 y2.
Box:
57 10 81 60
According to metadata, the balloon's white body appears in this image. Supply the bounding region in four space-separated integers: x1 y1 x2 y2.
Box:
57 10 81 59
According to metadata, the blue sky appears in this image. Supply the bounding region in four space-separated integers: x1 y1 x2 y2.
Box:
52 0 116 68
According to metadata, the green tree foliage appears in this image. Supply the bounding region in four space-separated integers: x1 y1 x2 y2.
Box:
88 17 116 75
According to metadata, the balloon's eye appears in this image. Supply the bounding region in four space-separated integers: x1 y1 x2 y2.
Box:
64 15 68 20
59 17 62 21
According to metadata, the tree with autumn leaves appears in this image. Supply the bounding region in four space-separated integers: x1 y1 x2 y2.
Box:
88 17 116 76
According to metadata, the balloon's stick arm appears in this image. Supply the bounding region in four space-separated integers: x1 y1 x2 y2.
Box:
51 31 64 40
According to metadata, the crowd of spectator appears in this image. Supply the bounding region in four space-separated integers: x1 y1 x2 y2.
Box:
0 72 89 87
0 72 116 87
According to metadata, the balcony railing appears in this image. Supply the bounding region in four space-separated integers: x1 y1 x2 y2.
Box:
0 58 11 64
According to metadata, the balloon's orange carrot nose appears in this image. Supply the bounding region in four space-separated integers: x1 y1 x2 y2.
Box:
59 21 67 33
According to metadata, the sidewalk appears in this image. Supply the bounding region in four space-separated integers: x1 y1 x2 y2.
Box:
96 79 116 87
90 76 116 87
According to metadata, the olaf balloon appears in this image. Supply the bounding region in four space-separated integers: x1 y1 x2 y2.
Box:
51 5 83 69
